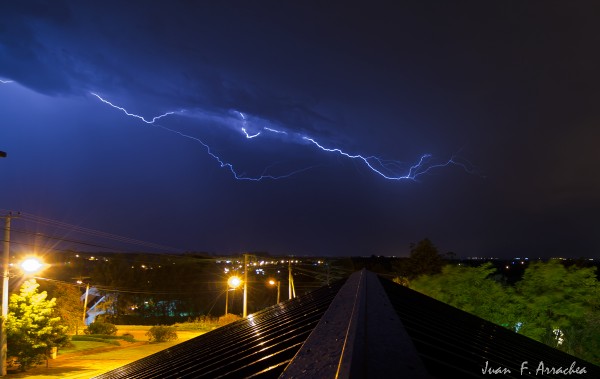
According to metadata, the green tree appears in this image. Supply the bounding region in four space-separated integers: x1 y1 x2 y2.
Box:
410 263 520 328
6 279 69 371
515 260 600 362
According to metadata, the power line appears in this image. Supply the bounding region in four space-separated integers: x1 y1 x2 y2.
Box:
2 210 184 253
6 228 127 252
33 276 222 296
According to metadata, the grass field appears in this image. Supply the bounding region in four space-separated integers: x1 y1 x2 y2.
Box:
6 325 205 378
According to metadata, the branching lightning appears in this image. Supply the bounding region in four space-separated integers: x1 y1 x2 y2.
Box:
90 93 178 123
264 127 287 135
242 127 261 139
90 92 477 182
0 79 14 84
90 92 313 180
155 124 314 180
301 137 474 180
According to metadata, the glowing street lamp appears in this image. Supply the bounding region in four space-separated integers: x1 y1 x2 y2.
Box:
225 276 242 315
228 276 242 289
20 258 44 273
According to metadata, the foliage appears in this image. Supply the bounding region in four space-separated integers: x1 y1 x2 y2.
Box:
69 336 120 346
513 260 600 362
6 279 69 371
175 316 220 331
411 263 520 328
72 332 136 343
409 260 600 365
85 321 118 336
121 333 136 342
90 253 223 319
392 276 410 286
146 325 178 343
394 238 446 280
40 280 84 334
218 313 242 326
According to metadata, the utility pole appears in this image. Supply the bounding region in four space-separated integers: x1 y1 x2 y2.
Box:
288 259 295 300
225 286 229 316
1 213 15 377
243 253 248 318
82 283 90 330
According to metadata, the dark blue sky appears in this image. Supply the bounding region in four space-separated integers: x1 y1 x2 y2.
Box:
1 1 599 258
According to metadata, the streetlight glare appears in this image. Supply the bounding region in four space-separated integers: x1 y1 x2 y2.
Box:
228 276 242 289
20 258 43 273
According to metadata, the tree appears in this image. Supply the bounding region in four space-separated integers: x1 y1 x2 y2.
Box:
410 263 520 328
41 281 85 334
404 238 446 279
515 260 600 362
410 259 600 365
6 279 69 371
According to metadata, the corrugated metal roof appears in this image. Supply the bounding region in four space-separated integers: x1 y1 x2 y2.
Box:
94 270 600 378
93 279 345 379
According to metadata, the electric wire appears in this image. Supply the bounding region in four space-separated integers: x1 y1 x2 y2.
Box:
1 210 184 253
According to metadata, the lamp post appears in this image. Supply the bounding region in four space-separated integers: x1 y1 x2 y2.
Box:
268 279 281 304
225 276 241 316
1 214 12 376
77 281 90 333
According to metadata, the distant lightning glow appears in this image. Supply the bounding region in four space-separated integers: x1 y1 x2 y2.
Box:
91 92 477 182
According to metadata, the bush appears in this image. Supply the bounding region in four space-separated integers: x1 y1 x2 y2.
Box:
146 325 178 343
85 322 118 336
218 313 242 326
70 335 120 346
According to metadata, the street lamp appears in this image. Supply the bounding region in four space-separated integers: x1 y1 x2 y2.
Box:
225 276 242 316
268 279 281 304
20 258 44 273
76 280 90 334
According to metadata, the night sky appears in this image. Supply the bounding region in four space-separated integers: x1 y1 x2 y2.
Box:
1 1 600 258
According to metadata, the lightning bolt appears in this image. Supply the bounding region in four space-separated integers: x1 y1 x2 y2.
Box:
90 92 478 182
303 137 446 180
0 79 14 84
241 127 261 139
90 92 314 180
155 124 314 180
90 93 178 123
264 127 288 135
